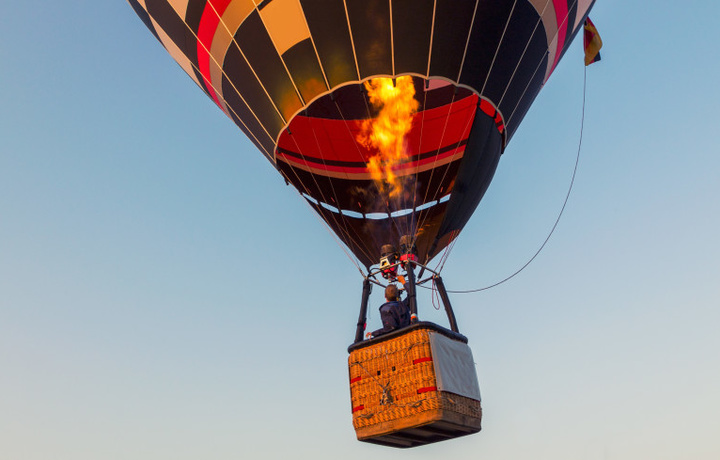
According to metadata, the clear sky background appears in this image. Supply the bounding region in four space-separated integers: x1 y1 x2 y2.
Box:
2 1 719 459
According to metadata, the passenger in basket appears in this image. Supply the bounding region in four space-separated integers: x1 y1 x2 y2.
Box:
366 284 411 339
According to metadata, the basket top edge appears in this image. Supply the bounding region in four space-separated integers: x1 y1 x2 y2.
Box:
347 322 468 353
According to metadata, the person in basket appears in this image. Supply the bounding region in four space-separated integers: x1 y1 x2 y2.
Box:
366 283 411 339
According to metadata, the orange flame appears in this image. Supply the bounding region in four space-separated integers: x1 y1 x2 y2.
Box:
357 76 419 199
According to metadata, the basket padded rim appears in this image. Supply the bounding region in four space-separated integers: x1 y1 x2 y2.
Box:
347 321 467 353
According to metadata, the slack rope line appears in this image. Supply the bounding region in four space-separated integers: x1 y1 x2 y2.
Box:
439 65 589 294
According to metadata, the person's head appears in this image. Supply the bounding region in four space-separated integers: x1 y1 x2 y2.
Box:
385 284 399 301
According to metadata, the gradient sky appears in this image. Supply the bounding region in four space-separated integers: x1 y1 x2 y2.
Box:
2 1 719 459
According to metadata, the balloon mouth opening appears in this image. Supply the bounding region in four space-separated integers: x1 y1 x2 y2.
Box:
300 192 451 220
275 76 475 215
273 76 503 266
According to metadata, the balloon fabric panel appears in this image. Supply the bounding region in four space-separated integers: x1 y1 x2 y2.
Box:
391 0 434 76
234 11 303 122
129 0 598 269
299 0 358 88
221 43 284 157
428 0 477 80
345 0 393 78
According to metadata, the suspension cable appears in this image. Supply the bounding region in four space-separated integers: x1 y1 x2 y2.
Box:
436 64 589 294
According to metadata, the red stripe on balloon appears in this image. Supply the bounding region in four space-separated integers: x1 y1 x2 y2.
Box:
197 0 233 107
550 0 569 72
479 99 495 118
276 144 466 176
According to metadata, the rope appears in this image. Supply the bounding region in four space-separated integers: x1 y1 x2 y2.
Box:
281 131 370 272
413 89 475 252
438 64 589 294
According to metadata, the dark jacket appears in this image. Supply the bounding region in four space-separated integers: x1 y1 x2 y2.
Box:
370 300 411 338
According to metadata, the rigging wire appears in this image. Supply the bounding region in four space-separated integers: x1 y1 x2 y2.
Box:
412 83 460 242
434 64 589 294
431 278 442 310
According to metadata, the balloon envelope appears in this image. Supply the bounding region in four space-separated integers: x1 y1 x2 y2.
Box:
129 0 596 268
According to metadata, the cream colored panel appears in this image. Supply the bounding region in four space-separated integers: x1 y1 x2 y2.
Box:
167 0 190 18
151 17 203 89
575 0 594 29
545 33 559 82
527 0 558 50
209 1 257 110
259 0 311 55
527 0 560 82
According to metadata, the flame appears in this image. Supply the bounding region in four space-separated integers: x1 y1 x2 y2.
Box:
357 76 419 199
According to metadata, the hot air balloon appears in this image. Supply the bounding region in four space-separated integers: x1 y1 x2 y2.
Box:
129 0 597 448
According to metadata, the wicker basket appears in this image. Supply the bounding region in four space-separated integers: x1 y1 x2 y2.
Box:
348 323 482 448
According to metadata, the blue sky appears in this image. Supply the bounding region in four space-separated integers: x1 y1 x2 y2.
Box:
2 1 719 459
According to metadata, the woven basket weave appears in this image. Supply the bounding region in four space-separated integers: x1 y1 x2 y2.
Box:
348 326 481 447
